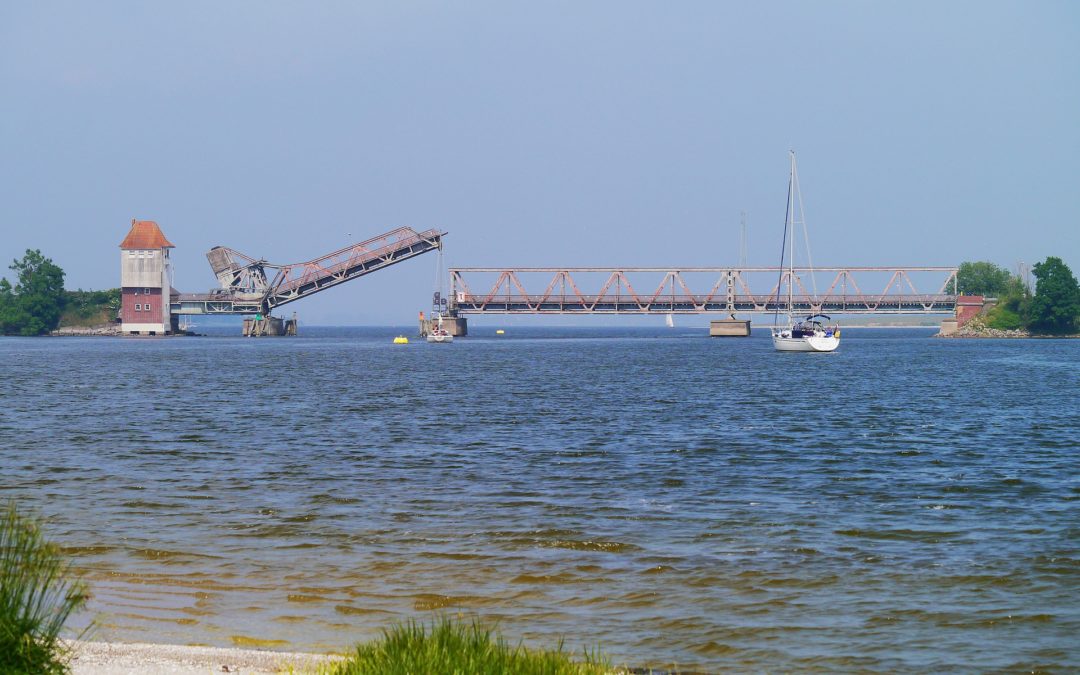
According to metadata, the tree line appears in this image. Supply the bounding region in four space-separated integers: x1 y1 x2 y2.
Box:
0 250 119 336
957 258 1080 334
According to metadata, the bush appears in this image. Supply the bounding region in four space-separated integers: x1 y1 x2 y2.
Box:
0 502 89 674
986 278 1031 330
985 304 1025 330
323 617 612 675
58 289 121 328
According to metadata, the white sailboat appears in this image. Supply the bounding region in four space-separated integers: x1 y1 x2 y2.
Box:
426 312 454 343
771 152 840 352
426 245 455 343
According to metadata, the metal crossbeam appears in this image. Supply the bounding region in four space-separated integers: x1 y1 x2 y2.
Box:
449 267 959 315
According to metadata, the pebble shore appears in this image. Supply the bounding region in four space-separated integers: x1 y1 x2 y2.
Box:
51 325 122 336
936 324 1030 338
69 641 339 675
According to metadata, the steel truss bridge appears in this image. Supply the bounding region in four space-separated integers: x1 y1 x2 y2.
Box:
449 267 960 316
173 227 445 315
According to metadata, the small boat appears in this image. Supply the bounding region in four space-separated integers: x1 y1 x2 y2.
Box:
770 151 840 353
426 313 454 343
772 314 841 352
427 251 454 343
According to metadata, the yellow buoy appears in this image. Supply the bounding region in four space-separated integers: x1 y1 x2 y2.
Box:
393 335 409 344
496 329 505 335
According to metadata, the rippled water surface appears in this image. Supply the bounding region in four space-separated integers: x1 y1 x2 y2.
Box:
1 327 1077 671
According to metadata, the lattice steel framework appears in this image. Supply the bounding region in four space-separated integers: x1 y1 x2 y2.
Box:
449 267 960 315
174 227 445 315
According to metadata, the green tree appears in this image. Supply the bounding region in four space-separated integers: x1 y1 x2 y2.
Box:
0 250 66 336
0 276 23 335
1029 256 1080 334
956 261 1013 297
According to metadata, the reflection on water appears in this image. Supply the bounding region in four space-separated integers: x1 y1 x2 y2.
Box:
1 327 1078 671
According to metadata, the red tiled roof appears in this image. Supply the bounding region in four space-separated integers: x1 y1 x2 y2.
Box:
119 219 174 249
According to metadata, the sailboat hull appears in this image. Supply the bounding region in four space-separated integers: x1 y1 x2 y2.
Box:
771 332 840 352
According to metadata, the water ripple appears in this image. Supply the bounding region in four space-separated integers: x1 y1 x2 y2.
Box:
1 327 1077 672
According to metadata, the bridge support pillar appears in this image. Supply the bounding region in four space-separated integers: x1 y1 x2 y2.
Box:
710 318 751 337
243 315 296 337
938 319 958 336
419 316 468 337
956 295 985 327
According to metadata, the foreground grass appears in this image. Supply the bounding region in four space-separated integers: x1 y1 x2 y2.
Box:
320 617 615 675
0 502 89 674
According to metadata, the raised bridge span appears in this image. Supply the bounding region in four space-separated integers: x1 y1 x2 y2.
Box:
172 227 445 316
448 267 961 316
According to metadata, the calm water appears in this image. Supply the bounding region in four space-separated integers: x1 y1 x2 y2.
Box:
1 327 1077 671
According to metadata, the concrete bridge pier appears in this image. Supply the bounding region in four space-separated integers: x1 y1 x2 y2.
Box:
419 314 468 337
939 295 985 336
710 317 751 337
243 314 298 337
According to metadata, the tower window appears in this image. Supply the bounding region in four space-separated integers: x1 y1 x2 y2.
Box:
135 303 141 311
144 288 150 295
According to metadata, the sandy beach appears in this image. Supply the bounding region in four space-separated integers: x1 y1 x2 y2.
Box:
69 641 339 675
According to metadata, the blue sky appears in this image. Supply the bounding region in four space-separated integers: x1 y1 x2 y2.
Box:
1 1 1077 324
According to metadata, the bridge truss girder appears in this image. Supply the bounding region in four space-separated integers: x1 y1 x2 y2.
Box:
448 267 960 315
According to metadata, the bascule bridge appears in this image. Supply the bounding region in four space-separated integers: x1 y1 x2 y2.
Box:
118 222 446 336
118 220 972 337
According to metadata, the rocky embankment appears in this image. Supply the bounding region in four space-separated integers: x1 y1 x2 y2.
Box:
937 317 1078 338
51 324 122 336
936 317 1028 338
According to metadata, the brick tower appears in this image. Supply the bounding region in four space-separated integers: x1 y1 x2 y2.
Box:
119 219 174 335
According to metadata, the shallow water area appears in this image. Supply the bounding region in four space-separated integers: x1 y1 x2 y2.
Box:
1 326 1078 671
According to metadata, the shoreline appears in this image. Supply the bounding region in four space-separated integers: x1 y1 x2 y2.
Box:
69 640 340 675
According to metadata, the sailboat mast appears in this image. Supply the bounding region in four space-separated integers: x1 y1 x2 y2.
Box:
773 154 794 326
788 151 796 320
